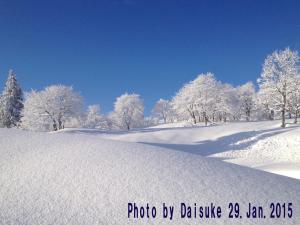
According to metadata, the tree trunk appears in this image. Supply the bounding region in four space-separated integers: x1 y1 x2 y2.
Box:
268 112 272 120
270 110 274 120
294 111 298 124
281 95 286 128
191 113 196 124
188 109 197 124
281 109 286 128
53 120 57 131
162 112 167 124
246 110 250 122
203 112 208 126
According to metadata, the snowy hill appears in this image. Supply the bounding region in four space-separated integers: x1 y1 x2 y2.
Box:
0 125 300 224
95 120 300 179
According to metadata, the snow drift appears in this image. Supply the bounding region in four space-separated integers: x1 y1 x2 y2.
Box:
0 127 299 224
99 120 300 179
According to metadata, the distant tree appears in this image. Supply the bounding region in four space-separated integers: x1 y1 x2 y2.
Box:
64 116 85 128
151 99 171 123
22 85 83 131
112 93 144 130
216 83 240 122
193 73 219 125
106 111 120 130
256 88 275 121
84 104 103 128
237 82 256 121
171 81 198 124
172 73 219 125
258 48 299 127
0 70 23 128
287 75 300 123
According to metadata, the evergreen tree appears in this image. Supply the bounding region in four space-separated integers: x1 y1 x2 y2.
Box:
0 70 24 127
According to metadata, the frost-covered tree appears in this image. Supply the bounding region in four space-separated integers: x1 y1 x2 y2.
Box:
287 75 300 123
171 82 197 124
106 111 120 130
172 73 219 125
258 48 300 127
65 116 85 128
84 104 103 128
237 82 256 121
151 99 171 123
0 70 23 128
22 85 83 131
112 93 144 130
193 73 220 125
216 83 240 122
256 88 275 120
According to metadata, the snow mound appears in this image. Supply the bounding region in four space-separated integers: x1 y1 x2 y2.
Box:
0 128 300 224
93 120 300 179
212 123 300 179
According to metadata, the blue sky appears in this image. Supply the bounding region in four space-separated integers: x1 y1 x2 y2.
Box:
0 0 300 114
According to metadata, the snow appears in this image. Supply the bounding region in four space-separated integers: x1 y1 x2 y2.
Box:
211 122 300 179
1 120 300 224
96 120 300 179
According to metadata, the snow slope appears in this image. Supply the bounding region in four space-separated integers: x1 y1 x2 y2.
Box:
0 128 299 224
212 124 300 179
95 120 300 179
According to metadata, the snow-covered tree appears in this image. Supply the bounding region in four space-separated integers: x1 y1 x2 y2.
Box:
22 85 83 131
287 75 300 123
84 104 103 128
216 83 240 122
258 48 300 127
237 82 256 121
111 93 144 130
193 73 220 125
106 111 120 130
171 82 197 124
255 88 274 121
151 99 171 124
0 70 23 128
64 116 85 128
172 73 220 125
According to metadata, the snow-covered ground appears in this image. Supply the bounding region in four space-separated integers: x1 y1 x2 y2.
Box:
94 120 300 180
0 120 300 224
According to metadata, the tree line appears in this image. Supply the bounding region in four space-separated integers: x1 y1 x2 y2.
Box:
0 47 299 131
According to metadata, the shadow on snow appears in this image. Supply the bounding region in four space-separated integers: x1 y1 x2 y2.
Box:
138 126 296 156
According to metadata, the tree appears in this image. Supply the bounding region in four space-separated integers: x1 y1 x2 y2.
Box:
151 99 171 123
22 85 83 131
0 70 23 128
112 93 144 130
237 82 256 121
172 73 219 125
258 48 299 128
216 83 240 122
287 75 300 123
194 73 220 125
84 104 103 128
256 88 275 121
171 81 198 124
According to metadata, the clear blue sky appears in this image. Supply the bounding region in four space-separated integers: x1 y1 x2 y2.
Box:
0 0 300 114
